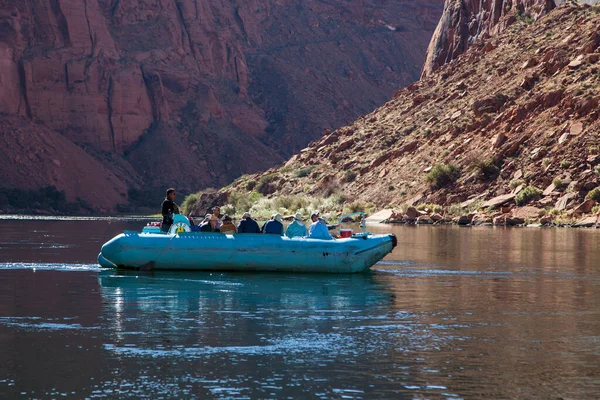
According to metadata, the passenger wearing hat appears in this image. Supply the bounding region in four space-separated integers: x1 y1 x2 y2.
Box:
285 212 308 238
309 212 333 240
237 212 261 233
262 213 284 235
315 210 338 230
199 214 220 232
220 215 237 234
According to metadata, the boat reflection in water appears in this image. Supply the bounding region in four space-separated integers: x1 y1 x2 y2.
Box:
96 270 417 398
98 269 394 342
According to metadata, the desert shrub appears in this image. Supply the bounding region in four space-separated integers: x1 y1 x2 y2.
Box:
447 199 482 216
594 165 600 176
559 160 571 169
342 200 376 215
515 186 542 205
447 203 464 216
344 170 357 182
585 187 600 202
417 203 443 213
552 178 567 190
181 193 199 215
315 194 346 214
274 195 312 212
509 179 524 189
429 204 443 214
516 11 534 25
279 165 294 174
541 158 551 168
226 190 262 215
249 197 279 218
472 158 499 179
295 166 315 178
426 164 460 189
255 173 279 195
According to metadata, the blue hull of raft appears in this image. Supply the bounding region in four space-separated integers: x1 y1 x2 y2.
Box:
98 231 396 273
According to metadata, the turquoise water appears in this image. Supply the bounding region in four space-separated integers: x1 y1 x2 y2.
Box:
1 219 600 398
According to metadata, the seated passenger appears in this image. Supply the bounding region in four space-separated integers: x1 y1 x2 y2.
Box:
263 213 284 235
199 214 220 232
285 212 308 238
309 213 333 240
315 210 339 230
212 206 223 228
260 215 272 233
189 214 201 232
237 212 261 233
220 215 237 233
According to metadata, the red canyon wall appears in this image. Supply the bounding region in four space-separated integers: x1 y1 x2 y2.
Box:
0 0 443 212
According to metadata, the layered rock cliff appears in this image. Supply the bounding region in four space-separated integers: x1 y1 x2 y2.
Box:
206 2 600 224
0 0 443 212
421 0 555 78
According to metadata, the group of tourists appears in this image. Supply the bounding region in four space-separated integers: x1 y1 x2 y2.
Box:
160 188 335 239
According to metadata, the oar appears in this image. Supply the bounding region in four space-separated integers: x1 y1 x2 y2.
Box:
138 233 177 271
139 261 156 272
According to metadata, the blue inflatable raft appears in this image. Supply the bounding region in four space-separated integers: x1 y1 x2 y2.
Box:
98 214 397 273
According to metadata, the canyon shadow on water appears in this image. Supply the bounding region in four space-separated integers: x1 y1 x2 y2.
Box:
0 218 599 399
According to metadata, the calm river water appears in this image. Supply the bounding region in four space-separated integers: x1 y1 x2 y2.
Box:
0 217 599 399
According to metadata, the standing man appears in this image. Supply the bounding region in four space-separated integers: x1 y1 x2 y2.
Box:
161 188 180 232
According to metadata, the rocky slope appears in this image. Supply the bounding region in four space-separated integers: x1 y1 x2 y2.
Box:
0 0 443 212
207 2 600 226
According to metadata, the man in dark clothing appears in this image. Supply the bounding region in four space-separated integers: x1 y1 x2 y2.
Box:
262 213 284 235
161 188 180 232
237 212 261 233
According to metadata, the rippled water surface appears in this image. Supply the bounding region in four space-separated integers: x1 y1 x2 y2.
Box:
1 218 599 399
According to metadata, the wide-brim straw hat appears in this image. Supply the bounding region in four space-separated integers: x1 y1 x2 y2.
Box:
294 212 304 221
273 213 282 223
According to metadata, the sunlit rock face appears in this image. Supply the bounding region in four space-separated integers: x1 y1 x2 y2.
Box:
0 0 443 211
421 0 556 78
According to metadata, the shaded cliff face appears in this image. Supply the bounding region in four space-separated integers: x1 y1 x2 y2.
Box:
0 0 443 212
421 0 555 77
211 2 600 219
